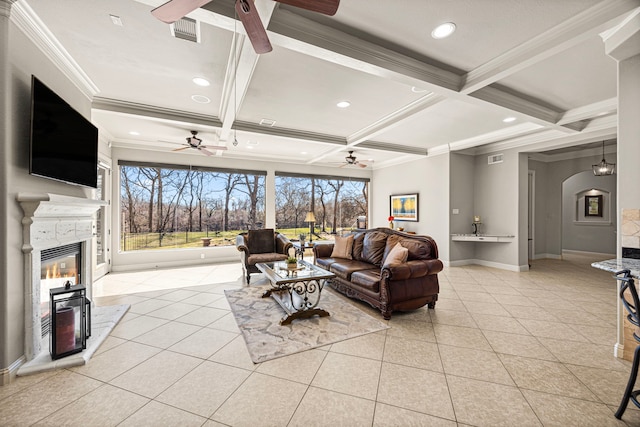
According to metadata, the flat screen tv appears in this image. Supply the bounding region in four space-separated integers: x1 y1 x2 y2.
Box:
29 75 98 188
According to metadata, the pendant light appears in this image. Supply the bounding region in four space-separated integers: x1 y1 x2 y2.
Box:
592 141 615 176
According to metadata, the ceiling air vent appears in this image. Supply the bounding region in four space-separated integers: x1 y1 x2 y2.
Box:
488 154 504 165
170 17 200 43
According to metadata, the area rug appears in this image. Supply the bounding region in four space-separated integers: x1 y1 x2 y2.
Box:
225 285 389 363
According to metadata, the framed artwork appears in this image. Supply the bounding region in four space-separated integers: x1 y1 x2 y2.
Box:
390 193 419 222
585 195 603 217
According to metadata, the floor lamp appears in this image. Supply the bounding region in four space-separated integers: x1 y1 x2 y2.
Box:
305 211 316 243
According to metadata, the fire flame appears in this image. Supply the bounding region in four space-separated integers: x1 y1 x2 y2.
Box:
45 263 77 282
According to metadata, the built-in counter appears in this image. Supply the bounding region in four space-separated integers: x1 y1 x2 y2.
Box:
592 258 640 361
451 234 514 242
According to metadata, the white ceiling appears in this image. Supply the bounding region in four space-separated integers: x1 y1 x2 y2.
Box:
19 0 634 169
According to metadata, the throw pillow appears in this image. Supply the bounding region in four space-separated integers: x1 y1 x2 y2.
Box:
330 235 354 259
383 242 409 267
361 231 388 266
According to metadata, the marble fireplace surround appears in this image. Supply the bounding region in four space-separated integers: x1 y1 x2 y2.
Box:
15 193 127 375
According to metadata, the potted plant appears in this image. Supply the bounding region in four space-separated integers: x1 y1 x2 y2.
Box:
286 256 298 269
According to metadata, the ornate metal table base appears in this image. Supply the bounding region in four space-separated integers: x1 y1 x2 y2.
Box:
262 279 330 325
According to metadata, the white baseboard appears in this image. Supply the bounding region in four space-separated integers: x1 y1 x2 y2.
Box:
445 259 526 272
0 356 26 385
532 253 562 260
562 249 616 258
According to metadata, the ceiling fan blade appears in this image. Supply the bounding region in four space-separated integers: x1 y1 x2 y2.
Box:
151 0 213 24
172 146 191 152
275 0 339 16
235 0 273 54
201 145 228 151
357 163 367 168
338 163 348 168
199 147 215 156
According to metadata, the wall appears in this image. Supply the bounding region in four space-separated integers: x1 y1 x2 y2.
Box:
1 9 100 379
110 147 371 272
528 151 618 258
562 171 616 254
470 148 525 270
449 152 475 261
371 154 450 262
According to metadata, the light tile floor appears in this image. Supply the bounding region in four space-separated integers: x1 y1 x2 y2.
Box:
2 254 640 426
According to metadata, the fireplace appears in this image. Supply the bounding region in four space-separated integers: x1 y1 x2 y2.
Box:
17 193 105 361
40 242 82 338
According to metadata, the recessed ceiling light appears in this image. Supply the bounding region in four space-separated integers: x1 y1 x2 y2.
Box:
503 117 517 123
411 86 429 94
128 131 140 136
192 77 210 87
301 151 307 155
247 140 259 145
191 95 210 104
431 22 456 39
247 145 254 149
336 101 351 108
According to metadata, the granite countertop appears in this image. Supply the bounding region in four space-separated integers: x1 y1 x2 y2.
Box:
591 258 640 279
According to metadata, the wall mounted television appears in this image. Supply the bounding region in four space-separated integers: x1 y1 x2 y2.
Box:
29 75 98 188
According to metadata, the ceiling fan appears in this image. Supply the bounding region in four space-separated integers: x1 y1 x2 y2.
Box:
339 151 371 168
151 0 340 54
171 131 228 156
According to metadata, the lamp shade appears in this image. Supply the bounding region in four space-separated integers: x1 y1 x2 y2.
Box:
304 212 316 223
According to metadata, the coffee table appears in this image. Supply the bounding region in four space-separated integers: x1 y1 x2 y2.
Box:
256 260 335 325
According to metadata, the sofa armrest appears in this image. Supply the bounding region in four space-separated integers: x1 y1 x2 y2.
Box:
236 234 249 254
313 243 334 259
383 259 444 281
275 233 293 255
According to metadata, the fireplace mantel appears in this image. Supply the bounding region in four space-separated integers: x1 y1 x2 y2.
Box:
17 192 106 252
17 192 106 361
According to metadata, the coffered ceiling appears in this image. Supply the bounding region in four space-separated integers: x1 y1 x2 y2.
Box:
16 0 637 169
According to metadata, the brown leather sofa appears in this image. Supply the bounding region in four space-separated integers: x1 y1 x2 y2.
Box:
313 228 443 319
236 229 293 284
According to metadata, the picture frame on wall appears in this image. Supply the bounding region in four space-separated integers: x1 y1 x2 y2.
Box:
585 195 603 217
390 193 419 222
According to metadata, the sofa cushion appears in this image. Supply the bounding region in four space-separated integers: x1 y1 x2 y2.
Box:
351 232 366 261
351 269 381 293
330 260 377 281
360 231 388 266
247 252 287 266
330 235 354 259
248 229 275 254
383 242 408 267
316 257 338 270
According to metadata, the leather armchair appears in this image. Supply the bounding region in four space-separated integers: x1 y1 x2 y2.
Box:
236 229 292 284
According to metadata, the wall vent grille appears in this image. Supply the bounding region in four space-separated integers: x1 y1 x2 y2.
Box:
488 154 504 165
171 17 199 43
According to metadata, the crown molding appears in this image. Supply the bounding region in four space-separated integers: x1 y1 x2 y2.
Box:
528 143 617 163
347 93 444 145
0 0 17 18
462 0 640 93
448 122 544 152
11 0 98 100
268 9 462 93
92 97 223 128
473 114 617 155
557 97 618 125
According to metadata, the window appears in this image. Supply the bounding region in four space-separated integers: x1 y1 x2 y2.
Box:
275 172 369 241
119 162 265 251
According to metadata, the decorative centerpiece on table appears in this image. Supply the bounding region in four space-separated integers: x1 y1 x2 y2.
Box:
285 256 298 269
388 215 394 229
